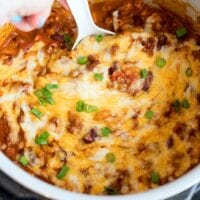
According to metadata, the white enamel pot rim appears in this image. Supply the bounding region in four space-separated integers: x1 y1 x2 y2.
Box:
0 152 200 200
0 0 200 199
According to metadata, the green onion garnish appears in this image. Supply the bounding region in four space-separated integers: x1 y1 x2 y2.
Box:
57 165 70 180
172 99 181 112
106 153 116 163
181 98 190 109
76 101 98 113
35 131 50 145
185 67 193 77
144 110 154 119
46 84 59 90
104 186 119 195
77 56 88 65
76 101 85 112
46 96 55 105
176 27 188 38
94 73 104 81
151 171 160 184
101 127 111 137
156 57 166 68
96 34 104 43
31 108 43 119
140 69 148 79
35 89 44 98
19 156 29 166
83 104 98 113
34 84 58 106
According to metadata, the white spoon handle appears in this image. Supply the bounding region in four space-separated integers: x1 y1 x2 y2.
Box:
66 0 115 49
67 0 96 35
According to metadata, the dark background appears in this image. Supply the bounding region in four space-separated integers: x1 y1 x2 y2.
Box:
0 171 199 200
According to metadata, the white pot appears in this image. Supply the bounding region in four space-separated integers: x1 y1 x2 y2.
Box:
0 0 200 199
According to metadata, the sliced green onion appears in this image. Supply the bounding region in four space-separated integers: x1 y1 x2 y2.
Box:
185 67 193 77
156 57 166 68
34 85 57 106
94 73 104 81
96 34 104 43
101 127 111 137
63 33 73 49
57 165 70 180
181 98 190 109
38 98 47 106
46 97 55 105
76 101 85 112
76 101 98 113
19 155 29 166
42 88 52 98
83 103 98 113
140 69 148 79
31 108 43 119
145 110 154 119
77 56 88 65
104 186 119 195
172 99 181 112
35 89 44 98
35 131 49 145
106 153 116 163
151 171 160 184
176 27 188 38
46 84 59 89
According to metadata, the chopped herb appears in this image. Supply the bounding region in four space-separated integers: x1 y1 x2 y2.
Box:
151 171 160 184
57 165 70 180
46 84 59 89
42 88 52 97
19 156 29 166
96 34 104 43
83 103 98 113
156 57 166 68
31 108 43 119
176 27 188 38
106 153 116 163
101 127 111 137
140 69 148 79
94 73 103 81
46 96 55 105
76 101 98 113
172 99 181 112
77 56 88 65
181 98 190 109
186 67 193 77
35 89 44 98
104 186 119 195
145 110 154 119
76 101 85 112
35 131 49 145
63 33 73 49
34 85 58 106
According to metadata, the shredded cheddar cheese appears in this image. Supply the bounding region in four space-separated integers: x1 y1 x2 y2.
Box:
0 29 199 195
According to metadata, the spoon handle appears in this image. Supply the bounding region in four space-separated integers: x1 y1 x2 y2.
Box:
66 0 97 36
66 0 115 49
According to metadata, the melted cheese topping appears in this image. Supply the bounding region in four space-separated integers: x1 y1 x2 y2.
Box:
0 31 200 195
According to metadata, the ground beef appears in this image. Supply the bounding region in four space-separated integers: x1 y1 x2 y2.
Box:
157 34 167 50
192 50 200 60
67 111 83 134
86 55 100 71
141 37 155 56
83 128 98 144
142 71 153 91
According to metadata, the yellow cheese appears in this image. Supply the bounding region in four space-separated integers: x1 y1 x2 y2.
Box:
0 31 199 195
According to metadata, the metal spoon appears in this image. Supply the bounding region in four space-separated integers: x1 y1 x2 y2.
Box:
66 0 115 50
